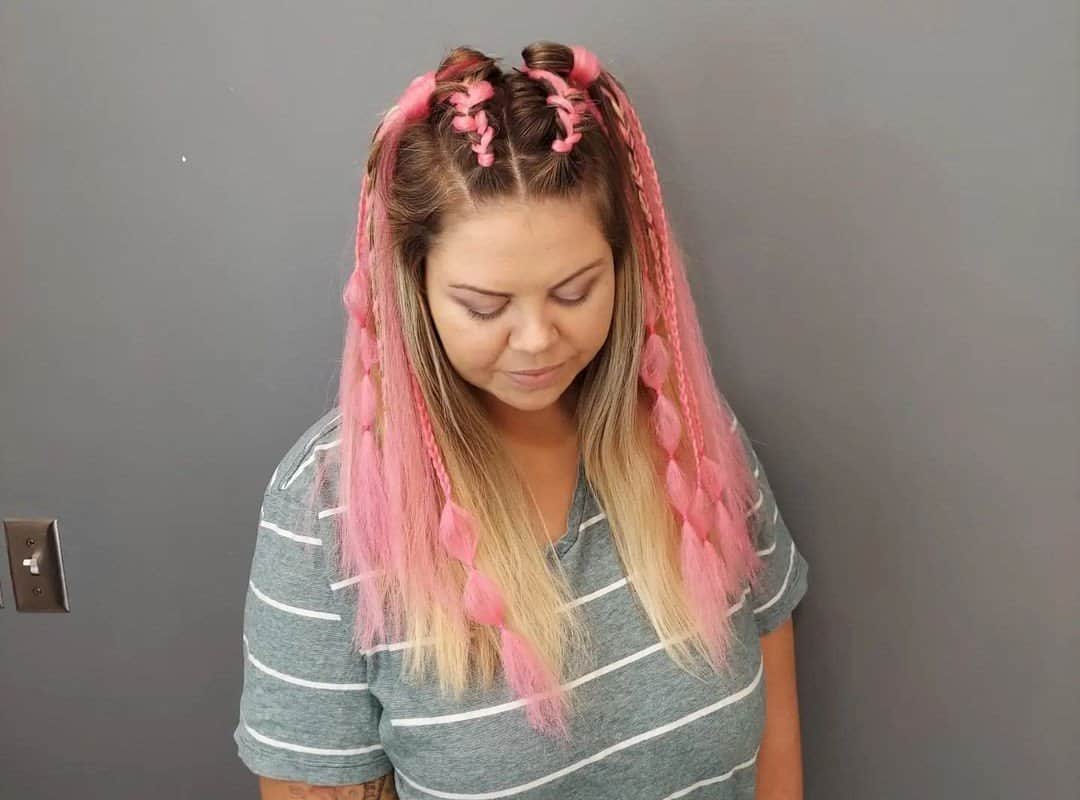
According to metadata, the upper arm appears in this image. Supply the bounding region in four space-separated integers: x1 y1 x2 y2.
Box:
760 617 799 705
756 617 804 799
760 617 801 732
233 457 393 785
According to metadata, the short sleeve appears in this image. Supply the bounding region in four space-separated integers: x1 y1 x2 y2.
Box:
732 416 810 636
233 484 393 784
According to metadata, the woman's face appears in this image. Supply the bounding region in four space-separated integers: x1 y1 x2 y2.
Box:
424 194 616 421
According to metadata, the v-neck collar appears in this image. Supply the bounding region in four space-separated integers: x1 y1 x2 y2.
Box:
548 456 588 560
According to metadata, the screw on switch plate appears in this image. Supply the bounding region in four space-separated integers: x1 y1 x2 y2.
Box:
4 518 70 612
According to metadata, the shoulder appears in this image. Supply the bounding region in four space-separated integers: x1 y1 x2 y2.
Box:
723 405 776 540
237 406 391 783
249 406 349 599
263 406 344 508
724 404 756 463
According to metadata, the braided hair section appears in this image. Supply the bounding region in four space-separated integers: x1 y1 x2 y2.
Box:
554 49 765 669
344 63 570 738
521 65 591 153
448 80 497 167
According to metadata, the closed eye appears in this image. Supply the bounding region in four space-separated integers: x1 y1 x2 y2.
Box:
554 291 590 306
464 288 593 321
465 305 505 321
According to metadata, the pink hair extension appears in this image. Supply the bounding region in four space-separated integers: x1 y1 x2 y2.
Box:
583 57 764 668
336 46 765 739
448 80 496 167
409 364 569 736
564 45 609 138
388 70 438 127
536 46 757 659
567 45 602 89
339 66 570 738
617 91 763 593
339 171 392 647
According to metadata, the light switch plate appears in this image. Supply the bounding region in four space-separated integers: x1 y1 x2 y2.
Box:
4 518 70 612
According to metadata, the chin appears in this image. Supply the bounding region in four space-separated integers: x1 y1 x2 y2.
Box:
495 383 565 411
475 369 571 410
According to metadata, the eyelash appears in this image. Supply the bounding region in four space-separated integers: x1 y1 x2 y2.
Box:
465 292 591 321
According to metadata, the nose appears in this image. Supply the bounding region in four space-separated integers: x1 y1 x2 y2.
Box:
507 307 559 355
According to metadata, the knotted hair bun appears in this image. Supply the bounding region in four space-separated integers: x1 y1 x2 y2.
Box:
567 44 602 87
391 70 438 123
520 43 606 154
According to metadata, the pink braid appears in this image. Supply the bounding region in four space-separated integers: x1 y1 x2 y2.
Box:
341 66 570 738
448 80 497 167
522 64 592 153
523 47 759 660
594 77 763 668
614 91 761 592
567 45 608 137
341 169 394 646
408 359 568 737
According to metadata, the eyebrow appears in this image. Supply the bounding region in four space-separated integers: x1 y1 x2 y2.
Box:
448 257 605 297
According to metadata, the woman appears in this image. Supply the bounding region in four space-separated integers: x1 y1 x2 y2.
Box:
235 41 809 800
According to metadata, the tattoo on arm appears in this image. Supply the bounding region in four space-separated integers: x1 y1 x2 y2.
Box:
277 773 398 799
361 774 398 799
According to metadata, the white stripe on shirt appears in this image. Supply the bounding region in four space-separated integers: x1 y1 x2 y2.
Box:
242 717 383 757
243 634 368 691
752 540 796 615
394 656 764 799
658 749 760 800
390 587 752 729
259 519 322 546
283 439 341 489
249 580 341 621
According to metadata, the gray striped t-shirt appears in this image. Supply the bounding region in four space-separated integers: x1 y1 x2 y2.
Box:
234 407 809 798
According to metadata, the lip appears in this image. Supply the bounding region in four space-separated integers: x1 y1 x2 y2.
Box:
510 364 562 376
506 362 564 389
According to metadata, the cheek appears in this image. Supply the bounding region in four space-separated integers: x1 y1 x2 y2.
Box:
429 303 504 373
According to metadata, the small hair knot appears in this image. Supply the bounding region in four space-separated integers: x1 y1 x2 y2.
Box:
568 45 603 88
392 70 438 123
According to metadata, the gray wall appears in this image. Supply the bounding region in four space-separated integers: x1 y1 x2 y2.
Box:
2 2 1076 797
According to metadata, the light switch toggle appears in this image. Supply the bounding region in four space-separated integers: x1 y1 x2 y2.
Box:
4 518 70 612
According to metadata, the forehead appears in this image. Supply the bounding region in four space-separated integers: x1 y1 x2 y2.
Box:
427 195 608 285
